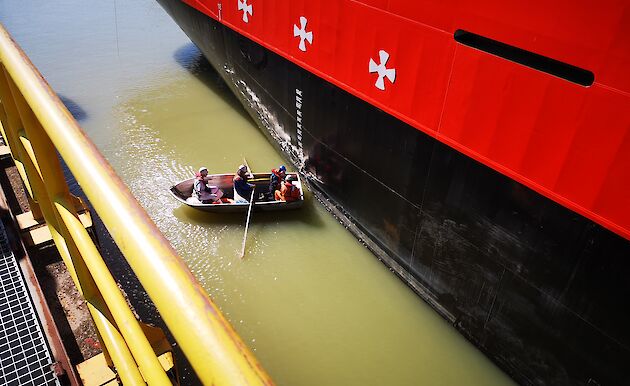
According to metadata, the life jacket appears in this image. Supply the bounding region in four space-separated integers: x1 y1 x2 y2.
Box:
281 181 300 202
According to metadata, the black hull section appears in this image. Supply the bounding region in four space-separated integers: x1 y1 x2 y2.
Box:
158 1 630 385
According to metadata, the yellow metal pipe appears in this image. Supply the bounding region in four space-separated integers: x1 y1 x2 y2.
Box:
0 23 273 385
1 61 147 384
16 131 45 217
56 200 172 385
7 70 69 208
9 154 144 386
0 66 35 199
18 132 42 177
25 163 145 385
49 227 147 386
9 120 145 385
0 68 23 161
88 304 147 386
10 157 34 198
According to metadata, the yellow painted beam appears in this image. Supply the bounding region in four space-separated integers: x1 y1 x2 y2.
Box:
76 353 118 386
56 200 172 385
16 210 92 231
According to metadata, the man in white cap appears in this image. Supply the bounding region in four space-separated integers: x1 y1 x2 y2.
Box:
194 167 223 203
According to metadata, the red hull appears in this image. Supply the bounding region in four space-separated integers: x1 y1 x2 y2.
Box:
181 0 630 239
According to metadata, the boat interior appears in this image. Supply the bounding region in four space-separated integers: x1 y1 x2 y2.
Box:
170 173 302 205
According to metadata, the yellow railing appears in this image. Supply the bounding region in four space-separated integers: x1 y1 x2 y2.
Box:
0 23 273 386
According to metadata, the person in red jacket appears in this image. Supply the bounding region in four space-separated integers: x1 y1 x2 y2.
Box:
268 165 286 199
274 175 301 202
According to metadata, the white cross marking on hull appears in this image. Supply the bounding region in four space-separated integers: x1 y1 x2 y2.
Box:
368 50 396 90
237 0 253 23
293 16 313 52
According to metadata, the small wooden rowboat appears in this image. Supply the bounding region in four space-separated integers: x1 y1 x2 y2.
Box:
169 172 304 213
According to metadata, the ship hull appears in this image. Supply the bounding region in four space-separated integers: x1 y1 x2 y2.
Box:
157 1 630 385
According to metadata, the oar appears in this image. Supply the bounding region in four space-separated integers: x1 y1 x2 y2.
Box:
240 157 256 259
240 181 256 258
243 157 254 179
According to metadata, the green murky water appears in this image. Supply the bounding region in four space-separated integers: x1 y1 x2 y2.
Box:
1 1 514 385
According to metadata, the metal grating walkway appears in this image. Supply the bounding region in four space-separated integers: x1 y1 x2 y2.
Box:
0 221 60 386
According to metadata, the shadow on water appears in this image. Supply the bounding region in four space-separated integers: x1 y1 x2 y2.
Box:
59 95 88 121
173 43 255 125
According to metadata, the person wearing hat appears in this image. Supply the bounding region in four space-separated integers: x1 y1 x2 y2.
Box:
267 165 286 200
233 164 255 203
274 174 301 202
194 167 224 203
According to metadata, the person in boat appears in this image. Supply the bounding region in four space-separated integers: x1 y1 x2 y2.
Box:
274 175 301 202
194 167 225 204
267 165 286 199
233 164 255 203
